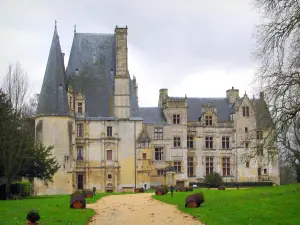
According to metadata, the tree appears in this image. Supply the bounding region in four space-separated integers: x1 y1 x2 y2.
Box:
254 0 300 176
0 89 59 199
18 143 60 186
2 62 29 116
23 94 39 118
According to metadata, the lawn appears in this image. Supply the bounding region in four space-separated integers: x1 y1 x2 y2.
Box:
153 183 300 225
0 192 121 225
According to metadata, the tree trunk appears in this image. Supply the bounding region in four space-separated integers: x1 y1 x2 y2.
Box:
5 177 12 200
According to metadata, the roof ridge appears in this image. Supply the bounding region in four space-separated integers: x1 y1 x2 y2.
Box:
76 32 114 36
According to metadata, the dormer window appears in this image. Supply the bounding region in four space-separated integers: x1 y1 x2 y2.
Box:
78 103 82 114
173 114 180 124
242 106 249 117
205 115 212 126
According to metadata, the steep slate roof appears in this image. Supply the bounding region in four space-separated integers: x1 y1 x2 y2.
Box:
253 98 274 129
66 32 139 118
36 26 69 116
139 107 167 124
187 98 233 122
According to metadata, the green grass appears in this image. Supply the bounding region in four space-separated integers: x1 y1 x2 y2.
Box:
153 184 300 225
0 192 121 225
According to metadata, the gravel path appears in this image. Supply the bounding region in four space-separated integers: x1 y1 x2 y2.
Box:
87 193 203 225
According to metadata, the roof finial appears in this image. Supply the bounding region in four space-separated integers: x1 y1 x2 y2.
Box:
55 20 57 29
74 24 76 33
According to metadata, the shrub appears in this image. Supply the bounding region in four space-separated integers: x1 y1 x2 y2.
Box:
83 189 93 198
155 187 165 196
10 181 31 197
218 186 225 190
204 172 223 187
70 191 86 209
139 187 145 193
176 187 182 192
183 187 189 192
161 185 169 194
188 186 194 192
92 187 96 195
26 210 40 223
185 192 205 208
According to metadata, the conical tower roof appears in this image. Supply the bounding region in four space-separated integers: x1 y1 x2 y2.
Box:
36 22 69 116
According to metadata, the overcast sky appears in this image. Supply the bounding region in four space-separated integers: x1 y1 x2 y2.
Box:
0 0 261 107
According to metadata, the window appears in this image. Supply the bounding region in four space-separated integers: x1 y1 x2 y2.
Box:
77 146 83 161
174 161 181 173
142 153 147 160
157 169 165 176
173 114 180 124
173 137 181 148
69 97 73 110
155 148 164 160
77 174 83 190
205 157 214 175
107 126 112 137
107 150 112 161
242 106 249 117
263 168 267 174
246 161 250 168
256 130 263 139
154 127 163 139
222 137 230 149
205 115 213 126
78 102 82 113
245 142 249 149
188 157 194 176
245 127 248 133
77 124 83 137
187 136 194 148
205 136 213 149
222 157 230 176
257 146 263 156
139 141 149 148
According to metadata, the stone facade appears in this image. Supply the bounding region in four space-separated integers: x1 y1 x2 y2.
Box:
34 25 280 195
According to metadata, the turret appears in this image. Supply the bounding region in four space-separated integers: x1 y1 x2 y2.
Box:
34 21 73 195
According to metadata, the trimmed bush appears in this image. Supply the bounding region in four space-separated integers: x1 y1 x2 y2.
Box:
83 189 94 198
176 187 182 192
161 185 169 194
26 210 40 223
139 187 145 193
188 186 194 192
92 187 96 195
204 172 223 187
185 192 205 208
10 181 31 197
155 187 166 196
70 191 86 209
183 187 189 192
218 186 225 190
190 181 274 187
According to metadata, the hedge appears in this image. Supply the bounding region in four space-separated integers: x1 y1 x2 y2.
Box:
10 181 31 197
189 181 273 187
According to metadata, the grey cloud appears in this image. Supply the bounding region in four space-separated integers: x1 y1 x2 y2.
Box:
0 0 259 106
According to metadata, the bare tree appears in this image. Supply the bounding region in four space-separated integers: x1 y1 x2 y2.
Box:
23 94 39 118
2 62 29 115
253 0 300 177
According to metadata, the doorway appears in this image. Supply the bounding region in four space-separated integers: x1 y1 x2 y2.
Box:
176 181 184 188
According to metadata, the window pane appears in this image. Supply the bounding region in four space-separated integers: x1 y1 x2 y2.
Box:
107 150 112 160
